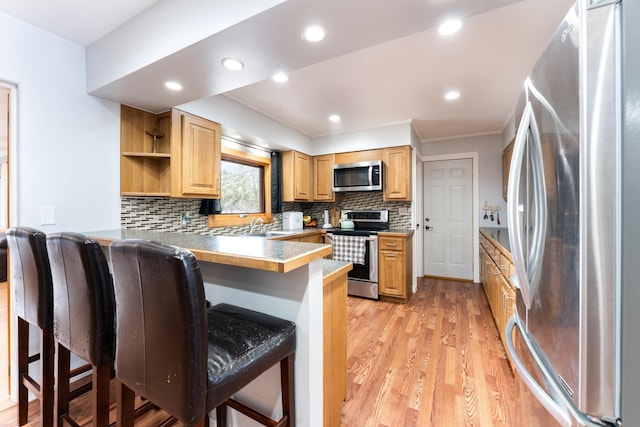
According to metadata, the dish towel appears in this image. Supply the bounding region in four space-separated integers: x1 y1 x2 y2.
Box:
332 235 366 265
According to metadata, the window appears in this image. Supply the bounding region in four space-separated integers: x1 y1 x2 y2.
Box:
220 160 263 213
207 146 272 228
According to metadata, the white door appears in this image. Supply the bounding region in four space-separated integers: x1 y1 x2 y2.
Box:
423 158 473 280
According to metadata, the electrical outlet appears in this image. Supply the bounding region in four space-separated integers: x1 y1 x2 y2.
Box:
40 206 56 225
398 207 410 215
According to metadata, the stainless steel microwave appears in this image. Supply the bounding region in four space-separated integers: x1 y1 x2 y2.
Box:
332 160 382 192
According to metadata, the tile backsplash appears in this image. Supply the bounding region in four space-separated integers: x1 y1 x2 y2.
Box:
121 191 412 235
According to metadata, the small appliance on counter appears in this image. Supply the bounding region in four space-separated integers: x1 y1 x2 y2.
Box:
322 210 332 229
282 211 303 230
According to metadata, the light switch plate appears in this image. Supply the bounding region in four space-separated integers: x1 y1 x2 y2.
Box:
40 206 56 225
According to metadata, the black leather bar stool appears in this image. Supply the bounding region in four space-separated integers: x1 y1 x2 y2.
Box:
7 227 56 427
109 239 297 427
46 232 115 427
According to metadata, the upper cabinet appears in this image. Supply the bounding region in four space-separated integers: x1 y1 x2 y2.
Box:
120 105 221 198
282 150 312 201
502 140 514 201
313 154 335 201
120 105 172 197
383 146 412 201
172 109 221 198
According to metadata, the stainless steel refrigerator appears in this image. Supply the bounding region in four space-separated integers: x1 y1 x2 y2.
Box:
505 0 640 425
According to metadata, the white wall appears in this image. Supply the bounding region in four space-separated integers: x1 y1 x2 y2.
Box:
421 133 506 229
312 122 412 156
180 95 313 153
0 11 121 232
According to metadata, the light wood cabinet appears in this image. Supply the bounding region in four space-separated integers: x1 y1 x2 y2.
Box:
120 105 172 196
480 230 516 352
282 150 312 201
272 231 324 243
322 264 349 426
120 105 221 198
502 140 514 201
313 154 335 201
383 146 412 201
173 110 221 198
378 233 413 303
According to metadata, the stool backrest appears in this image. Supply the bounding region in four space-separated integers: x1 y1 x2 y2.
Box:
6 227 53 329
109 239 208 423
46 232 115 366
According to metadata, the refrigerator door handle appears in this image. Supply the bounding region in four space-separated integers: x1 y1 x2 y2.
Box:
506 315 608 427
527 99 548 303
508 101 533 309
505 315 572 427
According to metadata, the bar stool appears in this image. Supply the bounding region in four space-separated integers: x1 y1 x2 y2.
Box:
7 227 55 427
109 239 297 427
46 232 115 427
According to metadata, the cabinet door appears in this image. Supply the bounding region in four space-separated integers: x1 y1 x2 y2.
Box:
378 250 406 298
181 113 221 197
502 140 514 201
313 154 335 201
282 151 312 201
383 146 412 201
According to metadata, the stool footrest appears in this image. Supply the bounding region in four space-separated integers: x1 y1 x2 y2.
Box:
225 398 283 427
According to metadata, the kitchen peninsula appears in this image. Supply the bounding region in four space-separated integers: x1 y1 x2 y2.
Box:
87 229 349 427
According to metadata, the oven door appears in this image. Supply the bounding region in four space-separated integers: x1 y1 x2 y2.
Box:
328 233 379 299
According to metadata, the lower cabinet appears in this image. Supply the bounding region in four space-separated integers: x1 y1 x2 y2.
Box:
323 265 348 426
378 233 413 303
480 231 516 353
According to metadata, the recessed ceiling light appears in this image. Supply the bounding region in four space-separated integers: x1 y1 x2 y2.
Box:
329 114 341 122
259 143 270 148
221 57 244 71
302 25 325 42
164 81 182 91
438 19 462 36
272 72 289 83
444 90 461 101
231 134 242 140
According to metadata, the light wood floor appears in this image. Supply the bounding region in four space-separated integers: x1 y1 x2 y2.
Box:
0 280 10 413
0 277 518 426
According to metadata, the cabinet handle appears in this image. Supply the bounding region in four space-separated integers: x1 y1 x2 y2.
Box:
503 293 515 311
385 253 397 258
385 243 397 247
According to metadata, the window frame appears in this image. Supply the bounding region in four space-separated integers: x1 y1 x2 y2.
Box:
207 146 273 228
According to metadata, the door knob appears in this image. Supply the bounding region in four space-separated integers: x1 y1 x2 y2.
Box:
425 225 433 230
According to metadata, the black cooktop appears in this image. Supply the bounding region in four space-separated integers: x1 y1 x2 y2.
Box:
326 228 384 236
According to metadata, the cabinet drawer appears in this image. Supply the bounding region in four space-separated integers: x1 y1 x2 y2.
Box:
379 237 404 251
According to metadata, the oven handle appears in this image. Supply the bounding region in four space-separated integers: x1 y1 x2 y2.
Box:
325 234 378 242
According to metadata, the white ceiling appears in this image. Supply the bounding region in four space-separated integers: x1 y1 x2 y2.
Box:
0 0 575 143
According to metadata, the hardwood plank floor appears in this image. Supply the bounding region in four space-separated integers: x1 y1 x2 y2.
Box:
0 277 518 426
0 280 10 413
341 277 517 426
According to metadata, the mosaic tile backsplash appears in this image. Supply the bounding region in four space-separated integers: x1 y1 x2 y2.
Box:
121 192 412 235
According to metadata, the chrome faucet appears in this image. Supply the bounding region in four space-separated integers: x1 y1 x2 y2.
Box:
248 217 265 234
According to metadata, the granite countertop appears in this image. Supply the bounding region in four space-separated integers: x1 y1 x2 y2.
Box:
322 259 353 284
379 229 415 237
87 229 332 274
480 227 511 252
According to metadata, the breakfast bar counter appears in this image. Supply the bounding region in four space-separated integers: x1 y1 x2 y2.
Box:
87 229 344 427
87 229 332 273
